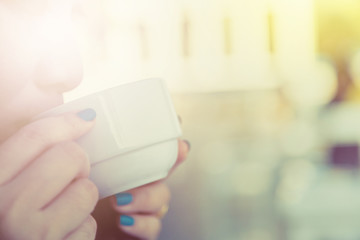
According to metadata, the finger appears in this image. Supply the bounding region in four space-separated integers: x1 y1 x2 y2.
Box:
65 215 97 240
112 182 170 214
155 205 169 219
0 109 96 185
168 139 190 176
2 141 90 210
41 178 99 240
118 214 161 240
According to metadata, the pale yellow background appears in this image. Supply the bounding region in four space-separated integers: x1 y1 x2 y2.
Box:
65 0 360 239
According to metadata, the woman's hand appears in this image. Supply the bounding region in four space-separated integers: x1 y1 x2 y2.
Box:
111 140 190 240
0 110 98 240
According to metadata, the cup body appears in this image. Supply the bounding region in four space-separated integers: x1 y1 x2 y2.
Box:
40 78 181 198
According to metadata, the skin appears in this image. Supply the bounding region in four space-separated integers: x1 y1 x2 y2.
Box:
0 1 189 240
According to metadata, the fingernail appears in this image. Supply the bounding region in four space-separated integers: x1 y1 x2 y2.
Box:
120 215 135 226
77 108 96 121
116 193 133 206
184 139 191 151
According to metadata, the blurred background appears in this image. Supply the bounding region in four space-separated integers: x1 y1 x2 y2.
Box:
66 0 360 239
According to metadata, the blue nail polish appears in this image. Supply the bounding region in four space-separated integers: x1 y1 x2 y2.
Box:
120 215 135 226
116 193 133 206
77 108 96 121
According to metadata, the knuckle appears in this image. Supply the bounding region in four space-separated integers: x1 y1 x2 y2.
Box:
61 113 79 130
84 216 97 238
161 185 171 204
55 141 90 177
151 221 161 239
58 141 88 167
19 113 85 147
137 217 161 239
21 122 48 145
61 113 83 136
141 187 155 208
154 219 162 239
142 184 171 209
81 179 99 201
67 217 97 240
73 179 99 210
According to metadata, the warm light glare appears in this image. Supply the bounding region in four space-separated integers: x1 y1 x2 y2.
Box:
54 1 360 239
66 0 318 100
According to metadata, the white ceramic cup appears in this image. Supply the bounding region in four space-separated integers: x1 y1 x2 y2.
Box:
39 78 182 198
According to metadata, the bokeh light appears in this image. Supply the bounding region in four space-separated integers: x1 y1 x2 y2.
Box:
61 0 360 239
